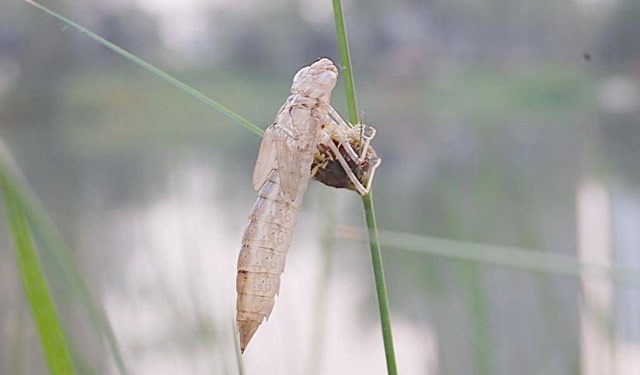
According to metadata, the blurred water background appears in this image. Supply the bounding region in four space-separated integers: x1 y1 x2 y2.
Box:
1 0 640 374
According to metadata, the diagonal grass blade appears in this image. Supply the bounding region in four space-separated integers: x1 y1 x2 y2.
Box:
0 139 131 375
25 0 264 138
1 178 76 375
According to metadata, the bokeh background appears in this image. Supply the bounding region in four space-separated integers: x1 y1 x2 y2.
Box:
1 0 640 374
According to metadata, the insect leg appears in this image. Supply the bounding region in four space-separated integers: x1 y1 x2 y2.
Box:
326 108 377 164
324 108 363 163
319 132 371 196
330 122 376 166
351 124 376 163
326 105 353 130
363 155 381 192
338 125 381 193
324 107 365 163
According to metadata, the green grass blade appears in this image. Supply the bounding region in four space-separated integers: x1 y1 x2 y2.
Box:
336 228 640 285
24 0 264 138
332 0 358 124
0 139 131 375
27 206 132 375
1 178 76 375
232 318 245 375
362 194 398 375
332 2 397 374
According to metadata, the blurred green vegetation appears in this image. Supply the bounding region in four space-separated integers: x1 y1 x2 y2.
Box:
49 64 595 154
3 0 640 373
0 60 597 374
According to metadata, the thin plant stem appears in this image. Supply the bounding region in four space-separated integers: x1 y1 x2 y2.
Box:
333 227 640 286
332 1 397 374
466 264 492 375
232 319 245 375
0 139 131 375
25 0 264 138
27 0 397 372
362 194 398 375
1 178 76 375
332 0 358 124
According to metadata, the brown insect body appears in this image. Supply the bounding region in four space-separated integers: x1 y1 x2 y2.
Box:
236 59 381 353
312 133 380 192
236 59 338 352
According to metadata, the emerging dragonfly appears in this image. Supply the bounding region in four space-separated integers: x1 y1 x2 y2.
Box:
236 58 381 352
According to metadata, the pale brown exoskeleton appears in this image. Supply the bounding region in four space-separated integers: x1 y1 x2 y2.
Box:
236 58 380 352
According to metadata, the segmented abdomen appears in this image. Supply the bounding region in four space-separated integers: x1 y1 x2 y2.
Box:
236 167 309 351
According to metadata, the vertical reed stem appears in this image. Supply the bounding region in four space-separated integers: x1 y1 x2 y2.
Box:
332 2 398 373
